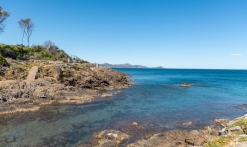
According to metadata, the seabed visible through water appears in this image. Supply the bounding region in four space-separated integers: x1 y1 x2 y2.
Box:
1 68 247 146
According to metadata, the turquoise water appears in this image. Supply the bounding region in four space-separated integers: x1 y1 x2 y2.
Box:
1 69 247 146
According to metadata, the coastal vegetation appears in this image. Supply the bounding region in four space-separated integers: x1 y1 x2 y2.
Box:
0 6 86 66
203 136 233 147
0 43 87 63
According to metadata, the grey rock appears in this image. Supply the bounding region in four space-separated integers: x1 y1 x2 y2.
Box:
227 120 237 127
219 128 226 135
227 126 243 133
78 130 129 147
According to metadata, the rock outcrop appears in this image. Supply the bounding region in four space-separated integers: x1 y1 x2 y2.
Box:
78 130 129 147
127 126 220 147
79 114 247 147
0 62 131 114
79 126 219 147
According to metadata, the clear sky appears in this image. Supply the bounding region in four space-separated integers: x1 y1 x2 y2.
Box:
0 0 247 69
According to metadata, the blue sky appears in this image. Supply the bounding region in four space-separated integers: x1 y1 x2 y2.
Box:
0 0 247 69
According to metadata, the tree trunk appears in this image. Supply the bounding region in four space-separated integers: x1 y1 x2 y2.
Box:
27 36 29 47
21 32 24 45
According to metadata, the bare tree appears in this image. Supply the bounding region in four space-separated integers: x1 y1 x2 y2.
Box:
43 40 55 49
0 6 10 33
19 18 35 47
43 40 59 58
18 20 25 45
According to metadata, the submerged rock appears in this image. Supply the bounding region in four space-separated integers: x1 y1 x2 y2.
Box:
71 123 85 129
181 121 193 126
101 92 113 98
131 122 139 126
5 136 15 143
97 130 129 147
213 119 231 127
180 83 191 87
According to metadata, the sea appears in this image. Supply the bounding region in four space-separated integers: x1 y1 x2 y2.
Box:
0 68 247 146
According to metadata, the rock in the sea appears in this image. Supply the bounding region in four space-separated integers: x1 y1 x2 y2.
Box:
131 122 138 126
235 107 245 110
101 92 113 97
213 119 231 127
5 136 15 143
180 83 191 87
96 130 129 147
71 123 85 129
182 121 193 126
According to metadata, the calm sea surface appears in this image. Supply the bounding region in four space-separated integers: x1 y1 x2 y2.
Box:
0 69 247 146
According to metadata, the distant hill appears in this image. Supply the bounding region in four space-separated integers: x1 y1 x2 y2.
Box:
99 63 164 69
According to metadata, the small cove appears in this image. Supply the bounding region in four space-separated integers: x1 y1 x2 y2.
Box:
1 68 247 146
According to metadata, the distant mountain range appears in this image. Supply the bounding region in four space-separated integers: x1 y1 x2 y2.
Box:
99 63 164 69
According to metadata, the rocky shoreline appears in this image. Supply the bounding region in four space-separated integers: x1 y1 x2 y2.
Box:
0 60 132 114
2 60 247 147
79 114 247 147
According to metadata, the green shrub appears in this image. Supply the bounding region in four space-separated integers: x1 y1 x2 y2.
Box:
0 43 86 63
227 119 247 130
0 54 7 65
203 136 233 147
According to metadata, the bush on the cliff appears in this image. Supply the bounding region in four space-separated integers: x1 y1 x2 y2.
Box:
203 136 233 147
0 43 88 63
0 54 7 66
227 119 247 130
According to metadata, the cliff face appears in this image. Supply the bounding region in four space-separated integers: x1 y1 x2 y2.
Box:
0 60 131 114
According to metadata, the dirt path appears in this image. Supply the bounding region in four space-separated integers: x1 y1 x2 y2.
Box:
26 66 38 81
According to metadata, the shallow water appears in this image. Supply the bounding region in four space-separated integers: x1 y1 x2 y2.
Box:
1 69 247 146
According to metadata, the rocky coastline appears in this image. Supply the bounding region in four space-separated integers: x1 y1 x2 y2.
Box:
79 114 247 147
0 59 132 114
2 60 247 147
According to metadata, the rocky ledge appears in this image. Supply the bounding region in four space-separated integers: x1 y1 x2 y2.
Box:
79 114 247 147
0 62 131 114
